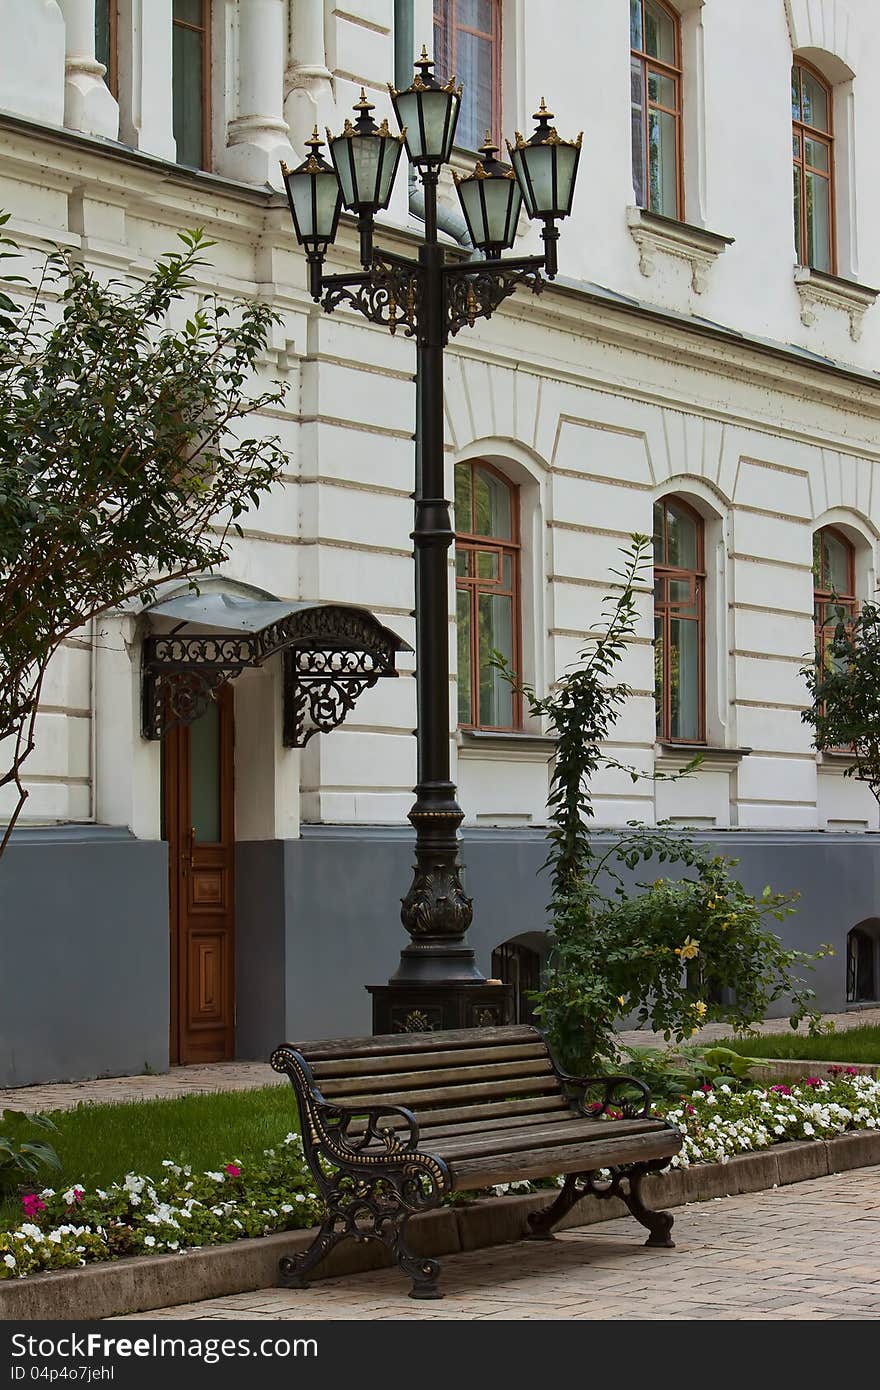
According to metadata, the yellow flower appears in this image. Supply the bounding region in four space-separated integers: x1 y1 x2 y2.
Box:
674 936 700 961
691 1027 700 1036
693 1000 708 1018
617 995 626 1008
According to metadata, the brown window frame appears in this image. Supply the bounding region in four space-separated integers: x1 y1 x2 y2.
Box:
813 524 856 673
433 0 502 150
792 59 836 273
172 0 212 172
653 495 706 745
454 459 522 732
630 0 684 221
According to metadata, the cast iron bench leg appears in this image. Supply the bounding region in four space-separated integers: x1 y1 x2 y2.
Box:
279 1219 345 1289
525 1165 676 1248
621 1166 675 1248
279 1210 443 1300
388 1217 443 1301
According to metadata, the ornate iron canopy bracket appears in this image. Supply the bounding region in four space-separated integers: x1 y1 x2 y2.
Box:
282 648 389 747
142 634 256 740
142 603 406 744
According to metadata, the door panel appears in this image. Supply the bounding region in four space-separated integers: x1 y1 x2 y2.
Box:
164 686 235 1064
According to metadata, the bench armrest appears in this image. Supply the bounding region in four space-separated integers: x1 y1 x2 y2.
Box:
271 1044 422 1153
555 1070 653 1120
330 1100 421 1154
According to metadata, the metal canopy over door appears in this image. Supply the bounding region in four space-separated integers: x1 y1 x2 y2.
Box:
164 684 235 1064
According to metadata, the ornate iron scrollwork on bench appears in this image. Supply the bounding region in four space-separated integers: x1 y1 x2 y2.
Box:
270 1045 450 1300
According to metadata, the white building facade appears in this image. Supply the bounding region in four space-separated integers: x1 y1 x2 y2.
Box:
2 0 880 1084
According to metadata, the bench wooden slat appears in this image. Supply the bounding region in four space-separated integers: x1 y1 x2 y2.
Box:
294 1025 538 1061
394 1095 569 1129
448 1127 679 1190
434 1116 659 1161
309 1042 548 1079
418 1107 577 1141
322 1074 560 1111
316 1057 553 1099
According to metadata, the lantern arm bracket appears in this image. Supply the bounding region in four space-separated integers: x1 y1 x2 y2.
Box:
319 249 425 338
442 254 547 339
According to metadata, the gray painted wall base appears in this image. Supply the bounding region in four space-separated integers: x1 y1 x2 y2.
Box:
2 824 878 1085
0 828 169 1087
236 825 880 1058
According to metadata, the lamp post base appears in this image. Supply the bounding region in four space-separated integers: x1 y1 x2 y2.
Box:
367 982 513 1035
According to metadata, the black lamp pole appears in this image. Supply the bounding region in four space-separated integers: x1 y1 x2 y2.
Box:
281 54 581 1034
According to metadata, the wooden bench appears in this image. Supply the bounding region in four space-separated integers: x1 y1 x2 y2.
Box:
271 1024 682 1299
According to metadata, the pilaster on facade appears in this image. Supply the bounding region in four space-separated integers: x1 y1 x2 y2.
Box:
116 0 176 161
626 206 733 295
219 0 295 189
794 266 878 344
284 0 334 154
58 0 119 140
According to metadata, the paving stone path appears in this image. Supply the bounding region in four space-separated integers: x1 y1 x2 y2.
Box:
116 1164 880 1321
2 1007 878 1113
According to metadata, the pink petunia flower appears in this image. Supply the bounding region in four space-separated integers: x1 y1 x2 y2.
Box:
20 1194 46 1217
845 1066 858 1076
770 1084 792 1095
803 1077 823 1088
224 1164 241 1178
700 1083 713 1093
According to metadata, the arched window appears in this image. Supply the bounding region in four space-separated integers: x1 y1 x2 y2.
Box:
454 461 521 730
434 0 502 151
630 0 683 219
491 939 542 1024
792 61 835 272
847 924 879 1004
95 0 118 98
813 525 856 669
653 496 705 743
173 0 211 170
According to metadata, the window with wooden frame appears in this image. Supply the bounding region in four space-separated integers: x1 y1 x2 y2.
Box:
434 0 502 151
95 0 118 99
172 0 211 170
630 0 683 220
653 496 705 744
813 525 856 676
454 461 521 731
792 61 835 273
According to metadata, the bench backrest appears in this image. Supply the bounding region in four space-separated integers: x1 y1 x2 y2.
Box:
291 1024 568 1139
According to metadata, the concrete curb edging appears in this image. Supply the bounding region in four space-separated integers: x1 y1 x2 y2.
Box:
1 1129 878 1321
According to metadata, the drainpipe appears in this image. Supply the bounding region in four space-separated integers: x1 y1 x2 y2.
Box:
409 172 472 248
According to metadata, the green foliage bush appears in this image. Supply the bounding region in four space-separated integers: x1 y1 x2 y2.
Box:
497 536 827 1073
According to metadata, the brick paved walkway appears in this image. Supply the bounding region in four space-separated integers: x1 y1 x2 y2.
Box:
3 1007 878 1114
116 1165 880 1321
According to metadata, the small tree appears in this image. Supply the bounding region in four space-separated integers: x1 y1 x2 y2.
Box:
802 600 880 805
0 216 287 854
497 536 825 1069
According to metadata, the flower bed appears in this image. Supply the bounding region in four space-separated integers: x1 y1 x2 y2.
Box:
665 1069 880 1168
0 1133 321 1280
2 1071 880 1280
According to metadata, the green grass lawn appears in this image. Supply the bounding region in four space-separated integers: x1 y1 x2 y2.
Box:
720 1024 880 1064
2 1085 295 1229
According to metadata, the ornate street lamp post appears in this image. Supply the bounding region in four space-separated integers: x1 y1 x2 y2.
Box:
282 50 581 1034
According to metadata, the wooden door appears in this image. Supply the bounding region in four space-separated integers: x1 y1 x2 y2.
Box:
164 685 235 1064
